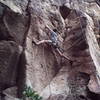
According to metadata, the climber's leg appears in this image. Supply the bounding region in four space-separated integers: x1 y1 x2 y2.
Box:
57 46 64 53
56 48 73 61
32 40 52 45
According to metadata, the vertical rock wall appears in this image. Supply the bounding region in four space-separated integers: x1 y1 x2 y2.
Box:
0 0 100 100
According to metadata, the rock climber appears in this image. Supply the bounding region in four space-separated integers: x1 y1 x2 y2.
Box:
32 25 73 61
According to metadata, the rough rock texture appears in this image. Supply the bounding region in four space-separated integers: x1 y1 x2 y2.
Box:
3 86 17 98
0 41 22 90
2 86 19 100
0 0 100 100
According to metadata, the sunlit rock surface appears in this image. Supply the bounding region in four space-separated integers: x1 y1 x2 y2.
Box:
0 0 100 100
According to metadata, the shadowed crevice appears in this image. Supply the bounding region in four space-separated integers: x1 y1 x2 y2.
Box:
59 5 71 20
16 51 26 98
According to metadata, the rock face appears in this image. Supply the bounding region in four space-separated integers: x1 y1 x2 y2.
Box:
3 86 19 100
0 0 100 100
0 41 22 90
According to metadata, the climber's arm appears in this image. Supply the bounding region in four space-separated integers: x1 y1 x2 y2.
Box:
32 39 52 45
45 25 53 32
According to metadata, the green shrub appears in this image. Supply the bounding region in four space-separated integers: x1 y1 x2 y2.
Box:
22 86 42 100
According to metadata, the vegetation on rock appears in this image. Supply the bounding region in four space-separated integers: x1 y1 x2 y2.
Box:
22 86 42 100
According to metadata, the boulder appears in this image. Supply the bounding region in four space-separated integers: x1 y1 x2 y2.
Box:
3 86 18 98
3 86 19 100
0 41 22 91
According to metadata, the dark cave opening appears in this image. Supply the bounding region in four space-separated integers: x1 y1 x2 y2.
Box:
59 5 71 20
88 90 100 100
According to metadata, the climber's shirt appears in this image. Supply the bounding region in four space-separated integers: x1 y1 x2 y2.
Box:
50 31 58 46
49 30 64 53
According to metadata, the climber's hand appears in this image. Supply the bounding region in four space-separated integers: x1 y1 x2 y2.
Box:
32 40 37 45
45 25 52 31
